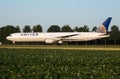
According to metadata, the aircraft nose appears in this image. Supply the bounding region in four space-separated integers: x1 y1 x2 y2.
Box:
6 36 11 40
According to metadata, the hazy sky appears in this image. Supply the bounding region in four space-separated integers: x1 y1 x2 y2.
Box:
0 0 120 31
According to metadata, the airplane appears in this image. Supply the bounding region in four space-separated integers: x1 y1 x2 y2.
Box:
6 17 112 44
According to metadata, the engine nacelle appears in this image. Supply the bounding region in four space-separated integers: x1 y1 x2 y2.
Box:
45 39 55 44
58 40 63 44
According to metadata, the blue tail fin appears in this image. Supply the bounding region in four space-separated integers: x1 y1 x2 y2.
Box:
102 17 112 31
98 17 112 33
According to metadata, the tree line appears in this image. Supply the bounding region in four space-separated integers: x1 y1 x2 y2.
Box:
0 24 120 45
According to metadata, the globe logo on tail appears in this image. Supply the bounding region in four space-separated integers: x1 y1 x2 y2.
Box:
98 17 112 34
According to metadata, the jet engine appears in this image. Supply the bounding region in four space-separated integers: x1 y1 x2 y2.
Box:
58 40 63 44
45 39 55 44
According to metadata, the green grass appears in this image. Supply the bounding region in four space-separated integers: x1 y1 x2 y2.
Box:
0 48 120 79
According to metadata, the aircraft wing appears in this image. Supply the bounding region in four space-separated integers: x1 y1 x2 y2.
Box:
56 34 79 38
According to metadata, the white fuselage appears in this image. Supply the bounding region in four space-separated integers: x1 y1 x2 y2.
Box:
6 32 109 44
